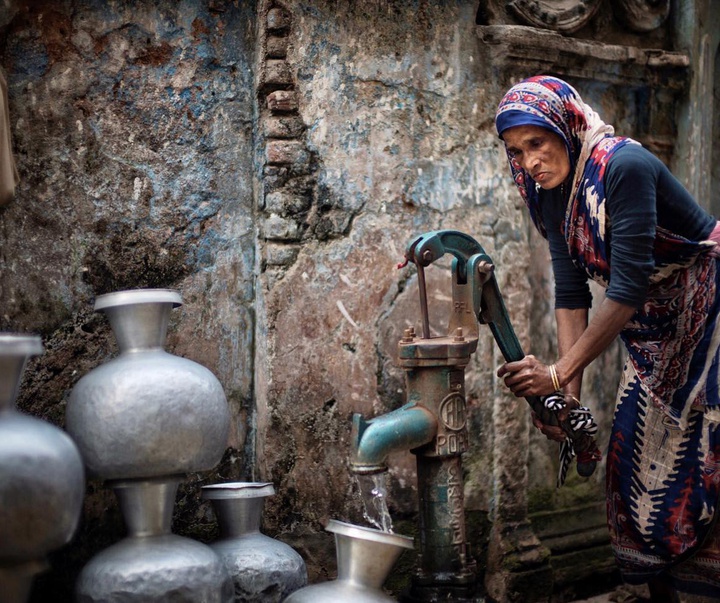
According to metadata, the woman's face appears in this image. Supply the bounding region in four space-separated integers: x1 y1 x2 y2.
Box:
502 125 570 190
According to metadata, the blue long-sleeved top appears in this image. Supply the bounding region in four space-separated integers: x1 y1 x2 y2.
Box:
541 145 716 309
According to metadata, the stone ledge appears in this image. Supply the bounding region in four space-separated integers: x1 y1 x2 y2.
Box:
477 25 689 89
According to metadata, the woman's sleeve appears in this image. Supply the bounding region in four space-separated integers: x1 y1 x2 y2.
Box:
604 148 657 308
547 221 592 309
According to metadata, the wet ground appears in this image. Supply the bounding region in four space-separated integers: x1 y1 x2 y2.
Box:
569 584 717 603
567 582 658 603
569 586 637 603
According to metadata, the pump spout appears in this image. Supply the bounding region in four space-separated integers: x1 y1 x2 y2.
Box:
350 403 438 475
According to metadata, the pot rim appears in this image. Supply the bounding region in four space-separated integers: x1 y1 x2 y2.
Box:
94 289 182 311
0 334 43 356
202 481 275 500
325 519 414 549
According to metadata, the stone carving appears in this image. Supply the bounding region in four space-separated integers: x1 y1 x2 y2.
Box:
611 0 671 32
507 0 602 33
495 0 670 34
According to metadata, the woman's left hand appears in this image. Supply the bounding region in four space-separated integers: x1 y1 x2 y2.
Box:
497 354 555 398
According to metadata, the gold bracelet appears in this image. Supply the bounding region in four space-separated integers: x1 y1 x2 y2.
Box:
549 364 561 392
565 394 581 407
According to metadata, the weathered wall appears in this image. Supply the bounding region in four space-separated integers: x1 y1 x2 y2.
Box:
672 0 720 213
1 0 713 601
253 3 529 592
1 1 257 599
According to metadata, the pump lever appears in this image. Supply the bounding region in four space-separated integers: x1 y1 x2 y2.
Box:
403 230 601 482
469 255 601 480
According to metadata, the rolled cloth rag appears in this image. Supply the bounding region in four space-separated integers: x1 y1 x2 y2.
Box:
0 67 19 206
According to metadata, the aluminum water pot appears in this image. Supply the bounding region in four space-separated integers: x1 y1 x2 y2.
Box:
202 482 308 602
0 334 85 603
283 520 413 603
66 289 230 479
76 477 233 603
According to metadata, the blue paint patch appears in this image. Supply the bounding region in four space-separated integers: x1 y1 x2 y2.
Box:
183 192 223 222
193 226 226 267
6 38 49 77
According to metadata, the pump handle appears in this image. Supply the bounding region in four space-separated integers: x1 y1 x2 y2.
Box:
404 230 600 480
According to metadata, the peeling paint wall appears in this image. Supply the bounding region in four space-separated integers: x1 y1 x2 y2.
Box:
1 1 257 599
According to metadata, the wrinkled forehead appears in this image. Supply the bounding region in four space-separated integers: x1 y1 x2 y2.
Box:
501 124 561 148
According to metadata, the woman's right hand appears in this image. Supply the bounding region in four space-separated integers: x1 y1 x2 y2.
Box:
531 394 581 443
531 412 566 442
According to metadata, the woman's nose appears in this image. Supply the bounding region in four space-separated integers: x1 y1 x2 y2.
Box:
523 152 539 173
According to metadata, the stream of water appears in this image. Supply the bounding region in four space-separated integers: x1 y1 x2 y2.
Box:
356 472 394 533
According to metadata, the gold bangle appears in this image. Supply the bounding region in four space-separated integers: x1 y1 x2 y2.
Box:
549 364 561 392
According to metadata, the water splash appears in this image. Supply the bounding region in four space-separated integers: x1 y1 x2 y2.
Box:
356 473 393 533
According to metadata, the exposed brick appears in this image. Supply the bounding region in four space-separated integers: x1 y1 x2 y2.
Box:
263 165 289 178
283 175 316 196
262 166 291 193
265 190 312 216
265 140 309 166
266 35 288 59
264 242 300 266
267 90 298 113
262 59 293 87
263 213 302 241
267 8 291 32
263 115 305 139
261 266 286 289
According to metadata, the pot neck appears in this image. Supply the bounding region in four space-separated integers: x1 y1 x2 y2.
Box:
112 477 182 537
211 496 266 538
94 290 182 353
0 560 47 603
334 533 396 589
327 521 413 589
0 335 43 411
103 302 174 353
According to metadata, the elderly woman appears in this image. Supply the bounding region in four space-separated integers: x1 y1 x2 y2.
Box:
495 75 720 601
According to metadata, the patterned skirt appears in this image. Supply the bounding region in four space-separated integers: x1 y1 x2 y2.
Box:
608 362 720 597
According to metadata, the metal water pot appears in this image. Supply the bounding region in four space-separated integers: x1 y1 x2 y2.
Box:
203 482 308 602
283 520 413 603
66 289 230 479
0 334 85 603
75 478 234 602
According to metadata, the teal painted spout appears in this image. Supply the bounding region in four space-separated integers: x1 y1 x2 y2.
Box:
350 403 437 475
